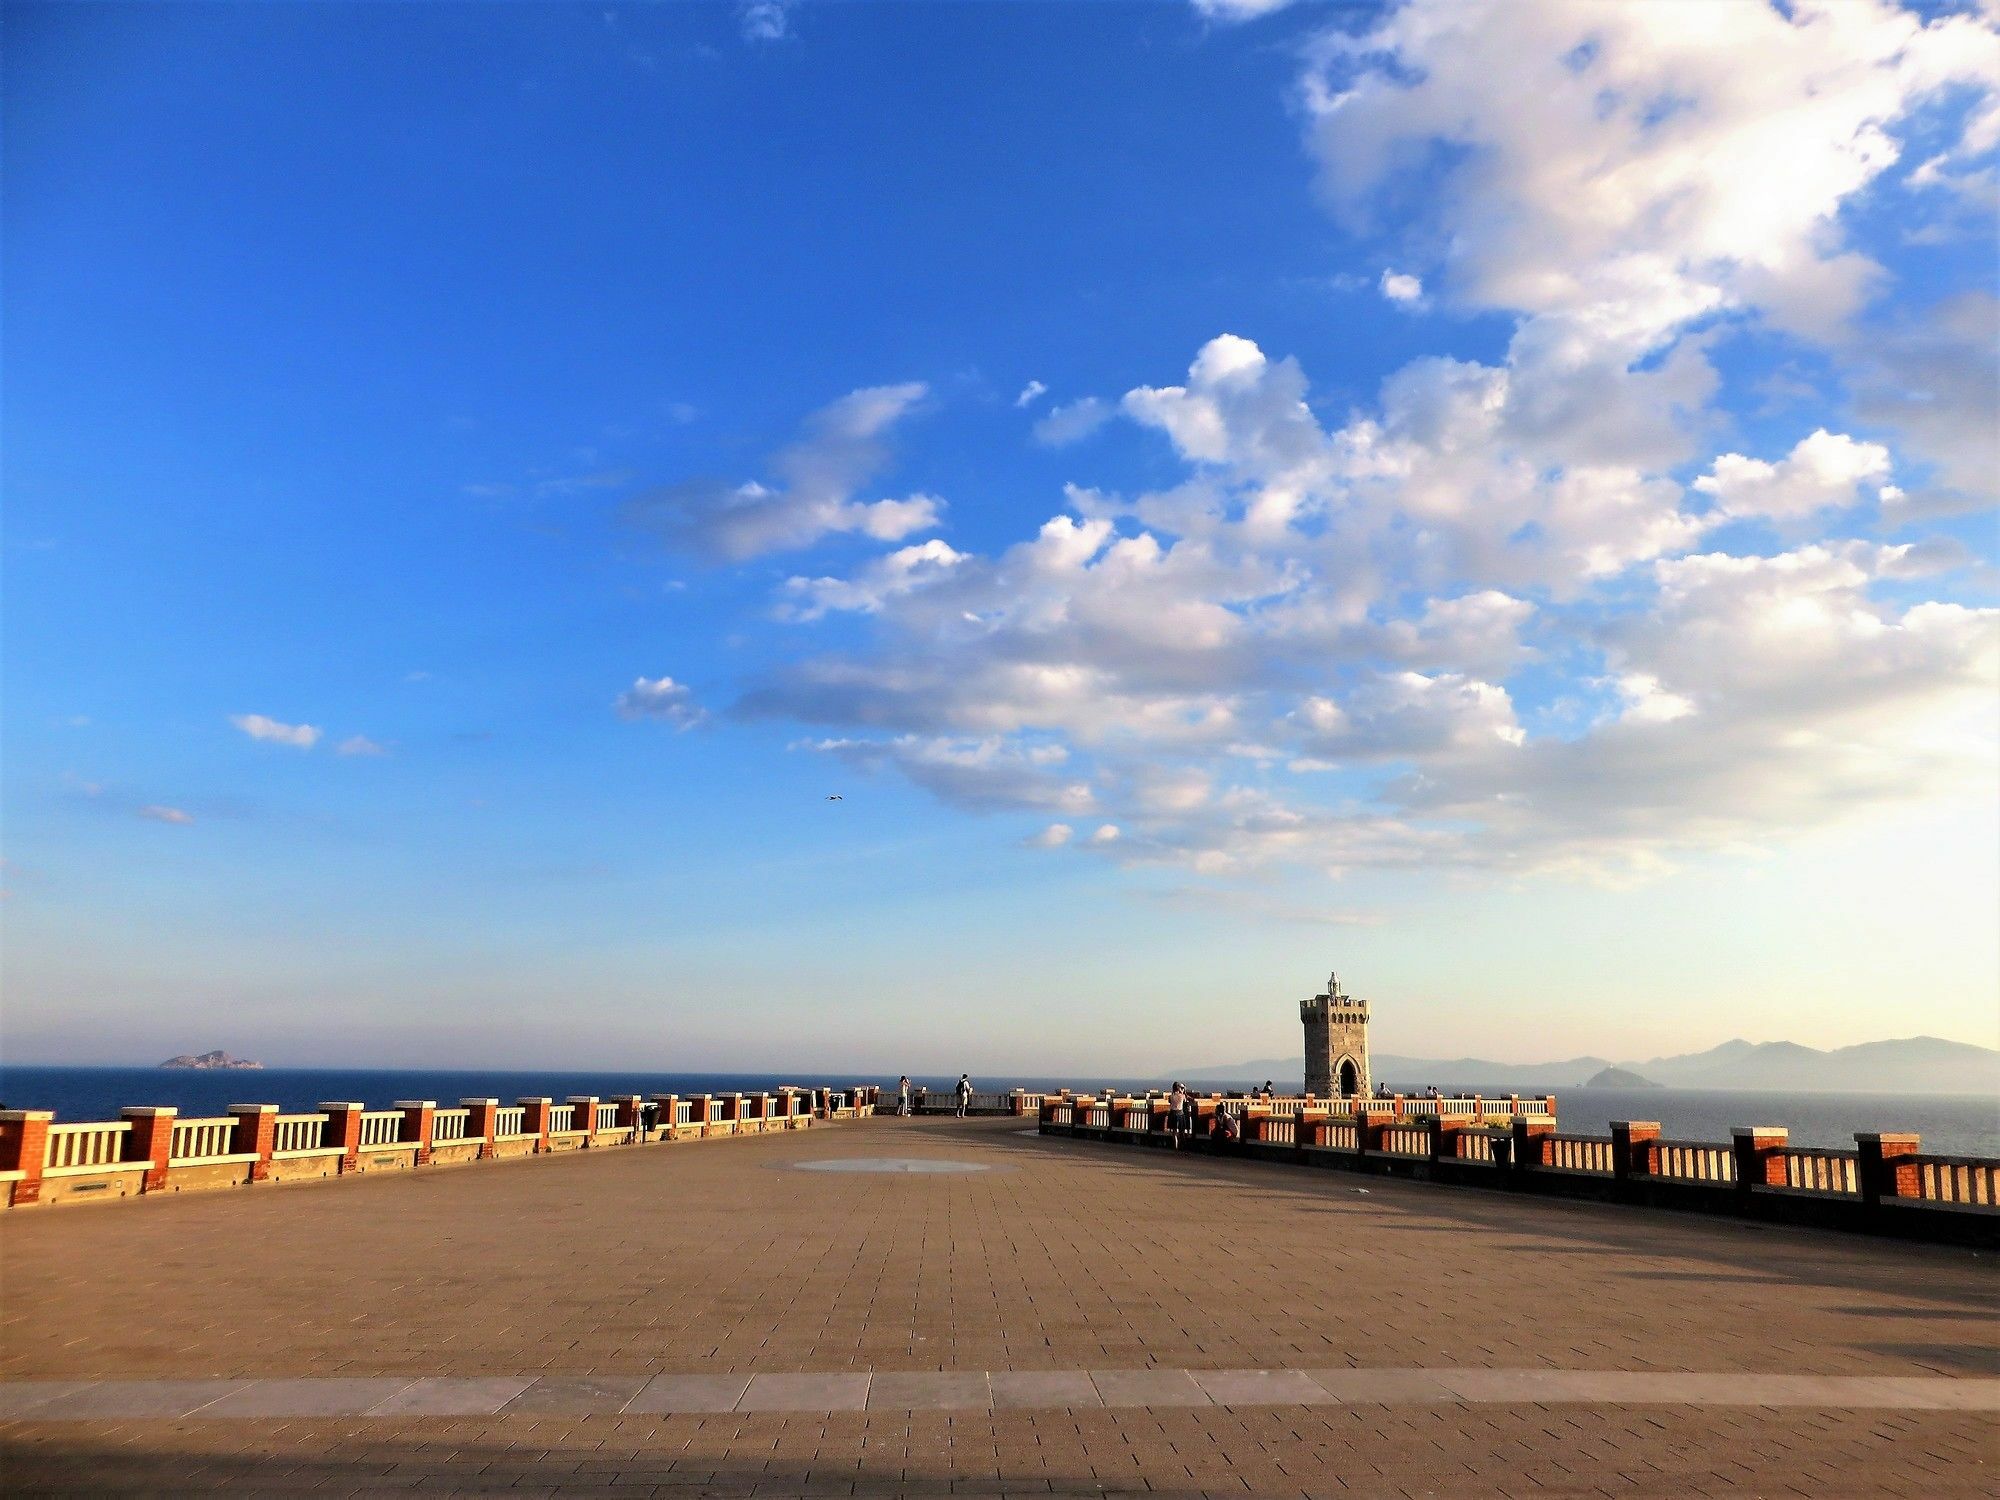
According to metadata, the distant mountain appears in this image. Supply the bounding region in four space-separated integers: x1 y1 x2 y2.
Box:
1617 1037 2000 1095
1587 1066 1660 1089
1183 1036 1999 1096
158 1050 263 1071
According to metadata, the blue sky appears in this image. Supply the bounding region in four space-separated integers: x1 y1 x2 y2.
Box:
5 1 1997 1073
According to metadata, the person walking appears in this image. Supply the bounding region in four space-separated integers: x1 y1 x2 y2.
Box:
955 1073 972 1119
898 1075 912 1118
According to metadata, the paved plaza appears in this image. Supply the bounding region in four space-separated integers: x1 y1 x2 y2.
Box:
1 1115 1994 1495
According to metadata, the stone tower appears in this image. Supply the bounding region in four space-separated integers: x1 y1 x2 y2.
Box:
1300 972 1370 1098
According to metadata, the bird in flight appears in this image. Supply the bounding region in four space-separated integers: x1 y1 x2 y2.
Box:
825 794 843 801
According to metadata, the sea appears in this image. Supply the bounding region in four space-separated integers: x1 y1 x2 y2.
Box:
2 1065 1995 1157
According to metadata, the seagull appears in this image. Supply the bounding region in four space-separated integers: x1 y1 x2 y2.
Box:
825 794 843 801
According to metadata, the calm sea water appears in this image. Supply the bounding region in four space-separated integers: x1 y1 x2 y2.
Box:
2 1066 1994 1156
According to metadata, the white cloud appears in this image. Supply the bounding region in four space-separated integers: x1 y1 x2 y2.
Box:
780 539 967 621
1191 0 1296 20
625 382 939 560
615 676 706 729
1033 396 1113 447
739 2 790 43
1015 380 1048 408
1304 0 2000 355
336 735 388 757
807 735 1094 815
1026 822 1074 849
1379 269 1423 305
138 805 194 825
677 2 1999 889
1694 429 1892 520
230 714 321 749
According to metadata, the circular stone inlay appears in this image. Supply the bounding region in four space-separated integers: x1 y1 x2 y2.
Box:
791 1157 996 1174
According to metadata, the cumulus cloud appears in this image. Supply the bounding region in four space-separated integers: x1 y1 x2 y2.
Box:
1303 0 2000 354
625 383 939 560
230 714 321 749
1379 269 1423 305
1191 0 1297 20
738 2 790 43
1695 430 1892 521
806 735 1094 815
1033 396 1113 447
1025 822 1073 849
664 2 1997 889
1015 380 1048 408
138 805 194 825
615 676 706 729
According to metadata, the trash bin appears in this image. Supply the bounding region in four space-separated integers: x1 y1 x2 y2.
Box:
1490 1133 1513 1168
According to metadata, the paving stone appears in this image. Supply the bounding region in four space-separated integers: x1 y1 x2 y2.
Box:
1088 1369 1211 1407
365 1377 537 1415
501 1375 652 1414
865 1372 993 1410
987 1371 1103 1410
32 1378 243 1419
203 1377 418 1416
737 1373 871 1411
1190 1369 1326 1406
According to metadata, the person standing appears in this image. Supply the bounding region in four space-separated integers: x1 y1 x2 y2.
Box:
955 1073 972 1118
898 1075 912 1118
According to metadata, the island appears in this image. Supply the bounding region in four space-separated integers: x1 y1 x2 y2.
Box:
1585 1065 1660 1088
157 1050 263 1071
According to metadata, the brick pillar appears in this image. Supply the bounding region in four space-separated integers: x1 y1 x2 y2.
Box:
461 1099 500 1159
1432 1115 1466 1162
1507 1094 1521 1119
397 1100 436 1165
1731 1126 1788 1193
614 1095 644 1140
228 1104 279 1182
320 1103 364 1172
1856 1132 1921 1206
519 1097 553 1153
1392 1093 1406 1120
568 1096 600 1145
1610 1121 1661 1186
1513 1117 1554 1170
1544 1095 1558 1119
719 1093 741 1124
121 1107 178 1192
0 1110 54 1205
1357 1107 1391 1156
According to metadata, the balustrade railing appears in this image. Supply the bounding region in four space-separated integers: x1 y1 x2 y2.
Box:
1916 1156 1998 1207
358 1111 403 1148
1652 1140 1734 1183
594 1104 619 1132
430 1109 471 1143
170 1118 237 1161
272 1114 326 1154
548 1105 577 1133
1546 1135 1613 1173
493 1107 527 1138
1457 1131 1497 1163
44 1122 130 1170
1320 1121 1359 1151
1784 1149 1858 1195
1381 1125 1430 1156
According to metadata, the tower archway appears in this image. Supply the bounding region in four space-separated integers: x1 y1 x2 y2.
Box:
1338 1057 1360 1097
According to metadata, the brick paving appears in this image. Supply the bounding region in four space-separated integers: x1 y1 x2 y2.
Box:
2 1115 1995 1494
